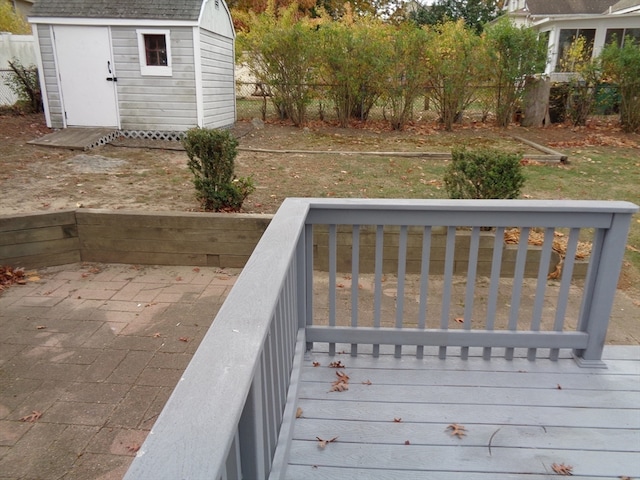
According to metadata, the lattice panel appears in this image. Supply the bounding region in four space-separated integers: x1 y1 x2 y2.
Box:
121 130 185 142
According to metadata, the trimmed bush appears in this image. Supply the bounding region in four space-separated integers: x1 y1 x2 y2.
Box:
183 128 255 212
443 148 525 200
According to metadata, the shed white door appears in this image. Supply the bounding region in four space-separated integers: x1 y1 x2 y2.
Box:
54 26 119 127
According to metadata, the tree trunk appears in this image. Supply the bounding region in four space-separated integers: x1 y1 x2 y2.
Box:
521 76 551 127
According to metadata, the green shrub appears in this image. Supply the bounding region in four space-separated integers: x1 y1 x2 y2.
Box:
182 128 255 212
443 148 525 199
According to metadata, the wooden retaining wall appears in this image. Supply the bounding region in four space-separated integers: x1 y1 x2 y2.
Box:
0 210 271 269
0 210 584 278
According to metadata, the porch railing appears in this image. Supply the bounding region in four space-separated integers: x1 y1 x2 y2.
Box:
124 198 637 480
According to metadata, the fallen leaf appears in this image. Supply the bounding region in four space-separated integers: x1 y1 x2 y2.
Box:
316 436 338 449
330 370 350 392
127 443 140 453
454 317 464 324
551 463 573 475
193 267 200 272
20 411 43 423
362 380 372 385
404 440 411 445
179 337 189 342
175 276 183 281
153 332 162 338
329 360 345 368
447 424 467 438
312 361 320 367
296 407 303 418
393 418 402 423
36 325 47 330
557 384 562 390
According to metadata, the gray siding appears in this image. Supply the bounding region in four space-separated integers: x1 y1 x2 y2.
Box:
200 29 235 129
37 24 64 129
111 26 198 132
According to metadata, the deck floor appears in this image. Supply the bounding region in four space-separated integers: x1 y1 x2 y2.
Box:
283 345 639 479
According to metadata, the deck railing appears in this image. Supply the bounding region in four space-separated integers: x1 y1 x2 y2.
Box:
124 198 637 480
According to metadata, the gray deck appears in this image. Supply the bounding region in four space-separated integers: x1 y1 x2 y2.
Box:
285 345 639 479
28 127 120 150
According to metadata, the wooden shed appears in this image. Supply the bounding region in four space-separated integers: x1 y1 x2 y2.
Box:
29 0 236 139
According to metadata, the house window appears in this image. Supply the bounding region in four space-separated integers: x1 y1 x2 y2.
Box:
556 28 596 72
136 29 172 76
605 28 640 47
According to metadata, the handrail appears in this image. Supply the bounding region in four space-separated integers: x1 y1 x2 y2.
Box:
124 198 637 479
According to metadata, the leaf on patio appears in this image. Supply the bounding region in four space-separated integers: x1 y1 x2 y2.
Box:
36 325 47 330
316 436 338 449
551 463 573 475
20 411 43 423
446 423 467 438
312 361 320 367
127 443 141 453
296 407 303 418
329 360 345 368
153 332 162 338
179 337 189 342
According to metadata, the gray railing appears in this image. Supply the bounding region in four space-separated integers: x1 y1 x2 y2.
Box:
124 198 637 480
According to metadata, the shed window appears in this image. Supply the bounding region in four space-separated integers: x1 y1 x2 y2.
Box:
136 29 172 76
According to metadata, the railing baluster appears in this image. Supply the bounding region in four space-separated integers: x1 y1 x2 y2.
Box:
417 226 432 359
238 366 266 480
351 225 360 357
461 227 480 360
440 226 456 359
484 226 504 360
395 225 408 358
328 224 337 356
528 227 555 361
373 225 384 358
304 223 313 351
506 226 529 360
550 227 581 360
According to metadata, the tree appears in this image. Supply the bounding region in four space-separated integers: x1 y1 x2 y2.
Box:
237 1 319 126
316 11 390 126
0 0 31 34
383 24 429 130
483 17 546 127
423 20 482 130
410 0 503 34
600 36 640 133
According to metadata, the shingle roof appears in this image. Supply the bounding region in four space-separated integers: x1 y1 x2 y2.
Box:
526 0 619 15
609 0 640 12
30 0 204 20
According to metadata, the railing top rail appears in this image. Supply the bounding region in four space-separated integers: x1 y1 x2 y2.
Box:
302 199 638 228
124 199 309 480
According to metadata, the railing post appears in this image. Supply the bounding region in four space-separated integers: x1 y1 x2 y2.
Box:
574 211 635 367
302 223 314 351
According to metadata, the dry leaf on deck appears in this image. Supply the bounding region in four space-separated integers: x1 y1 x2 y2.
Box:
316 436 338 449
404 440 411 445
329 360 345 368
362 380 372 385
312 361 320 367
296 407 303 418
446 424 467 438
393 418 402 423
20 411 43 423
551 463 573 475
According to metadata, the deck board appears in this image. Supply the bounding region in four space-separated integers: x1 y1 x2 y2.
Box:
280 346 640 479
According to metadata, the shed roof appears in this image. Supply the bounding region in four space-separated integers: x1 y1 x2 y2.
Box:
30 0 204 20
525 0 619 15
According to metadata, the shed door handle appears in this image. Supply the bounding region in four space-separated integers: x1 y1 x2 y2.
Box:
106 60 117 81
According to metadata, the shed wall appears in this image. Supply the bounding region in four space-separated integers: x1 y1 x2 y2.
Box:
200 28 235 128
111 26 198 131
36 24 64 128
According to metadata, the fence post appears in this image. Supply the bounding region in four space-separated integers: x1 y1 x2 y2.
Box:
573 211 635 367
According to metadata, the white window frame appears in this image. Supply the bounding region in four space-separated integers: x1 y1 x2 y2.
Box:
136 29 172 76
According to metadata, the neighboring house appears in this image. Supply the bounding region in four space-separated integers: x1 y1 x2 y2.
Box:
28 0 236 138
505 0 640 76
12 0 35 18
